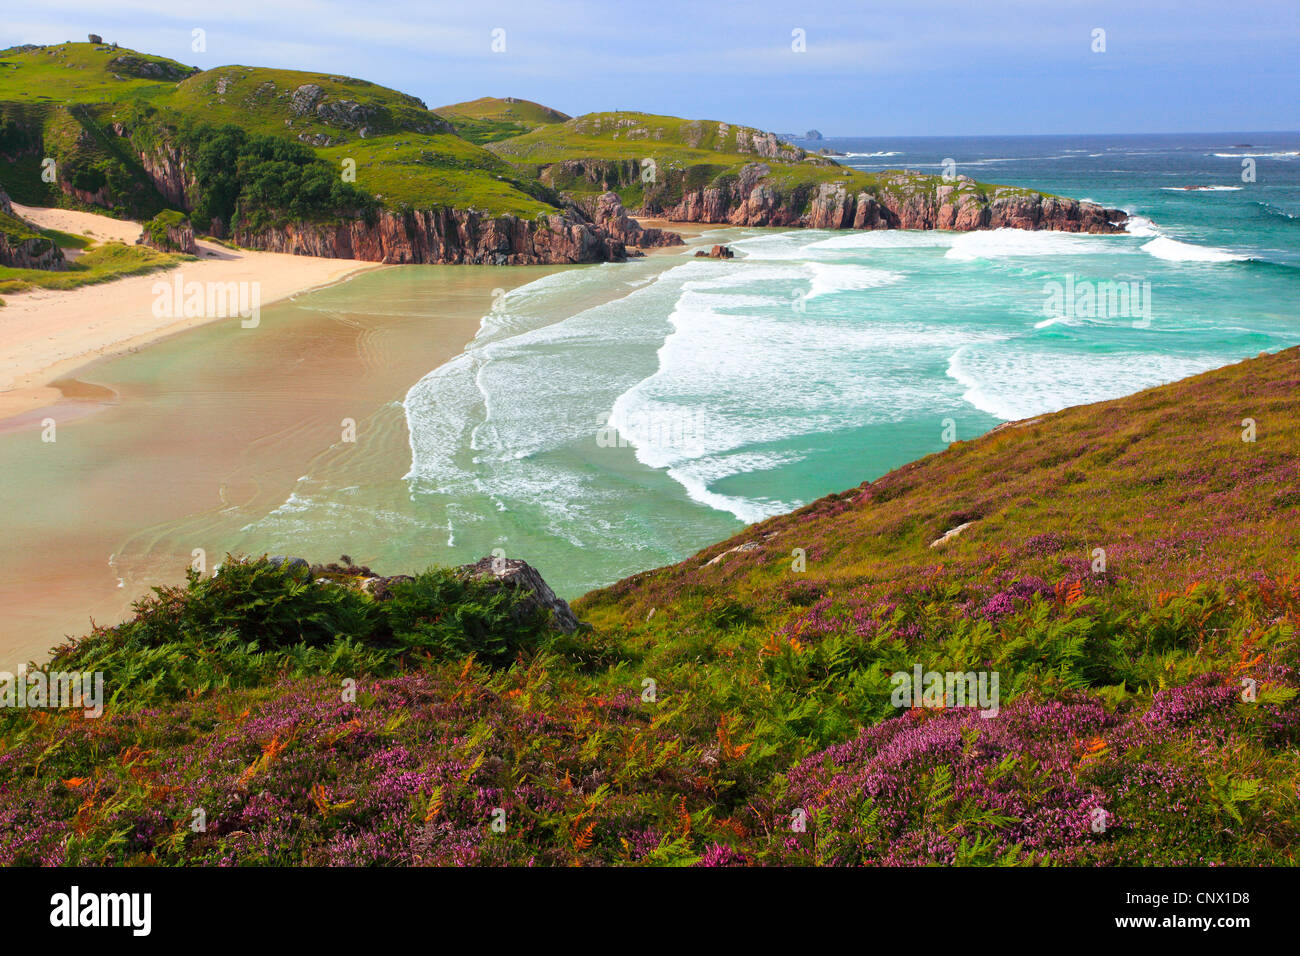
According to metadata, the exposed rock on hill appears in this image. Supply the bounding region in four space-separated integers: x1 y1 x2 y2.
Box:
108 54 197 81
457 556 584 633
138 210 197 254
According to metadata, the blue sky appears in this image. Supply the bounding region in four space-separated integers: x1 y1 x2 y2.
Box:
4 0 1297 135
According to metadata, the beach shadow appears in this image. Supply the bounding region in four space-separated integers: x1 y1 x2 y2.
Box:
195 242 241 261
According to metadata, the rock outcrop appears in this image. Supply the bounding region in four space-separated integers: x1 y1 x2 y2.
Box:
0 229 63 269
650 166 1127 233
0 189 64 270
581 191 683 249
138 214 197 254
107 55 198 82
457 557 584 633
534 157 1124 234
694 244 733 259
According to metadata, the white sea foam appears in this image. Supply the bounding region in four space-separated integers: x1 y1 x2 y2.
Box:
606 252 997 520
664 452 802 524
806 262 902 298
946 344 1224 421
1123 216 1248 262
805 231 954 251
1141 236 1249 263
1211 151 1299 159
402 257 695 544
738 229 951 262
1160 185 1243 192
727 232 832 261
1124 215 1161 238
945 228 1117 261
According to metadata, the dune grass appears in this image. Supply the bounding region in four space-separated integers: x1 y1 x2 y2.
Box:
0 240 181 294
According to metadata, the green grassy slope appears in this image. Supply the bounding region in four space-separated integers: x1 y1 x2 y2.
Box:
165 65 443 141
435 96 570 145
0 44 560 219
0 206 44 243
490 110 1042 214
1 349 1296 866
0 42 195 101
491 111 809 162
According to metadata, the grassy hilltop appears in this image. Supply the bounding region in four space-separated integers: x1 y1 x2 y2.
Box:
0 43 560 220
435 96 570 145
0 42 1055 239
491 109 863 211
1 348 1296 866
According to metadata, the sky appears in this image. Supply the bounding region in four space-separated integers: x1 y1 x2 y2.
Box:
3 0 1297 136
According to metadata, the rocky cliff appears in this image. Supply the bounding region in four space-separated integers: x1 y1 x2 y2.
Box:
112 126 646 265
538 158 1124 234
231 206 630 265
127 131 200 211
653 165 1127 233
72 119 1121 270
578 191 683 249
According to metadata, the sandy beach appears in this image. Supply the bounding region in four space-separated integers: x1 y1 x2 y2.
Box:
0 206 722 668
0 250 583 670
0 204 385 423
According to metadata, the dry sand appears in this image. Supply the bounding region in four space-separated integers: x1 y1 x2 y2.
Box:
0 203 385 422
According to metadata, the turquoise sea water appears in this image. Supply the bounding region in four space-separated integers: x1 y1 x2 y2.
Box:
240 132 1300 598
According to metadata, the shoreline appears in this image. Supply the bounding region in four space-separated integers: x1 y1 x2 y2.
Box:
0 203 387 425
0 207 713 428
0 258 598 670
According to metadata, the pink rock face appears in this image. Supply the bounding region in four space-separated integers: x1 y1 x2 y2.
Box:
653 165 1128 235
232 207 632 265
585 191 683 248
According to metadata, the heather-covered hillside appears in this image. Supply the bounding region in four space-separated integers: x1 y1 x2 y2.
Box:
1 349 1297 866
